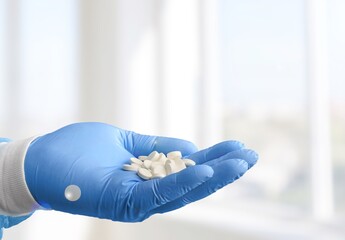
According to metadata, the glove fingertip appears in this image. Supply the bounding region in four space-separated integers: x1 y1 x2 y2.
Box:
244 149 259 168
226 159 249 176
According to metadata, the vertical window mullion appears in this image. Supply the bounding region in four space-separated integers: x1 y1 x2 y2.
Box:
4 0 21 135
158 0 199 141
197 0 223 149
306 0 334 221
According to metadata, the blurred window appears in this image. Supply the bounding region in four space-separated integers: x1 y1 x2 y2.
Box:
219 0 345 222
328 0 345 217
219 0 309 217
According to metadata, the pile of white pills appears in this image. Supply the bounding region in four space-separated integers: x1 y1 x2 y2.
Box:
122 151 196 180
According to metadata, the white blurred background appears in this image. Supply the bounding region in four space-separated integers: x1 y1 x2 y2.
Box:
1 0 345 239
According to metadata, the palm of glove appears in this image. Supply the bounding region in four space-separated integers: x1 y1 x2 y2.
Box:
25 123 258 222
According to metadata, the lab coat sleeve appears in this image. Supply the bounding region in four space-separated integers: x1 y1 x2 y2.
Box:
0 138 40 216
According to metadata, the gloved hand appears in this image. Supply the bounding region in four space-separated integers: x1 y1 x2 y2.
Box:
24 122 258 222
0 138 32 239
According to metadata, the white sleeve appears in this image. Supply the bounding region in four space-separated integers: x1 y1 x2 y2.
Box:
0 138 40 216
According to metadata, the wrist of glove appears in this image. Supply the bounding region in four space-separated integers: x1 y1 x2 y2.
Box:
0 139 33 239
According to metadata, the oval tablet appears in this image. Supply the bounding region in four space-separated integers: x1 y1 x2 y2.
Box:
152 173 166 179
183 159 196 167
138 168 152 180
167 151 182 159
123 164 140 172
152 165 166 175
156 153 167 162
147 151 159 161
165 160 176 174
143 160 152 169
130 157 143 165
171 158 187 172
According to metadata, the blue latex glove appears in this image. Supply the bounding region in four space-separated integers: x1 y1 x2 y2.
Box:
0 138 32 239
24 122 258 222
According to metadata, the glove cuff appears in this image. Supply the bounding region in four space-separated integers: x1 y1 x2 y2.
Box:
0 137 40 216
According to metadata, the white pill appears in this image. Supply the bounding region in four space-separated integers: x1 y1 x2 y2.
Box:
143 160 152 169
152 165 166 175
152 173 166 179
183 159 196 167
123 163 140 172
156 153 167 163
165 159 174 164
138 167 152 180
165 160 176 175
167 151 182 159
150 161 165 169
65 185 81 201
130 157 143 165
172 158 186 172
147 151 159 161
124 150 197 180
